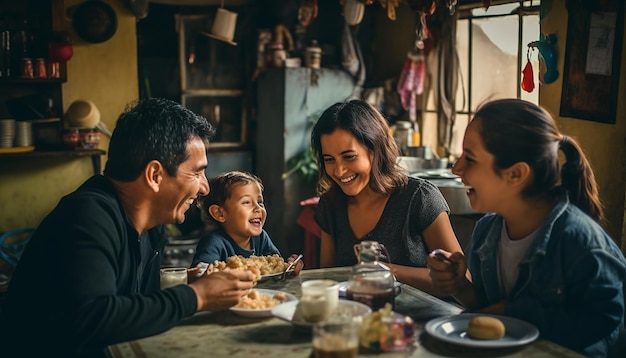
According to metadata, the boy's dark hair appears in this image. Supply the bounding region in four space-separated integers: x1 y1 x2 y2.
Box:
198 171 264 225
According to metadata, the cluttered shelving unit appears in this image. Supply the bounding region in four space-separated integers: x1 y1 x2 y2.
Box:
0 0 107 173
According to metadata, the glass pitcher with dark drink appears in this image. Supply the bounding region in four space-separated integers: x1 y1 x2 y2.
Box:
346 241 395 311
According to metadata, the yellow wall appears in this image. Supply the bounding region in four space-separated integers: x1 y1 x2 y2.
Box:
1 1 624 252
0 0 138 232
540 1 626 248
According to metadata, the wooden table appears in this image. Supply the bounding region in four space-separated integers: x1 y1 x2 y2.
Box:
107 267 584 358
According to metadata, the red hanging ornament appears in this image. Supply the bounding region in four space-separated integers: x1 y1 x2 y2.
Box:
521 48 535 93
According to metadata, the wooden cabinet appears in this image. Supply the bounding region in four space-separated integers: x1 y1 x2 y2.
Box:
177 13 248 149
256 68 356 255
175 11 254 179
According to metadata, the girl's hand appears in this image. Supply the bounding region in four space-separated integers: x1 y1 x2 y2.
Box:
477 301 506 315
427 249 468 296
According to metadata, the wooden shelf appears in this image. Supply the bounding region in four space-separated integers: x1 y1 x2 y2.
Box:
0 78 66 85
0 149 106 175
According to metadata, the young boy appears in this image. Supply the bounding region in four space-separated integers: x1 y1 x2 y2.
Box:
191 171 303 275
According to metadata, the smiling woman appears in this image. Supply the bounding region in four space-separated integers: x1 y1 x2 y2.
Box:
428 98 626 357
309 99 464 296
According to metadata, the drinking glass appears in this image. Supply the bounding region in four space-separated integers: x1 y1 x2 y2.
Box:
160 267 188 289
312 316 361 358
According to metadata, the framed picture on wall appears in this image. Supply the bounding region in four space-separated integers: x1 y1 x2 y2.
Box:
559 0 625 124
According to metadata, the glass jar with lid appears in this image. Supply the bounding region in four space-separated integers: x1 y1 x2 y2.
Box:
391 121 413 156
346 241 395 311
304 40 321 69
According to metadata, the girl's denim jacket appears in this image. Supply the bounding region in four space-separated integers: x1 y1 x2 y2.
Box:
468 189 626 357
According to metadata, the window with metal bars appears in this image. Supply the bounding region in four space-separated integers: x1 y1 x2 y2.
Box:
424 0 541 159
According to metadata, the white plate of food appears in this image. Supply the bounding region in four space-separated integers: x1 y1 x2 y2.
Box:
271 299 372 330
259 254 302 281
258 271 286 281
424 313 539 348
230 289 297 318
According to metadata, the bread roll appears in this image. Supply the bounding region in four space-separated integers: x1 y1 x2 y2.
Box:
467 316 505 340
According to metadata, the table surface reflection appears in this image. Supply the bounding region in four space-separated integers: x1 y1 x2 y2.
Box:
107 267 584 358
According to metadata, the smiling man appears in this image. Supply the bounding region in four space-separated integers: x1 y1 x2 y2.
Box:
0 98 256 357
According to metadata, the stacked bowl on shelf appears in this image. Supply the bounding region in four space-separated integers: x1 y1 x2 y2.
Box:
0 119 14 148
0 119 33 148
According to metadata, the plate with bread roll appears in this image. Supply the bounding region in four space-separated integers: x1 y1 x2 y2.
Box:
424 313 539 348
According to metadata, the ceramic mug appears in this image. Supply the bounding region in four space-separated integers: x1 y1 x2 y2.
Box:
300 279 339 322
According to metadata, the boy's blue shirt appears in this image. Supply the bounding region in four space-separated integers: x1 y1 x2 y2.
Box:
191 228 281 266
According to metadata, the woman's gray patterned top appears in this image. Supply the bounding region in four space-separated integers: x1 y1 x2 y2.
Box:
315 176 450 267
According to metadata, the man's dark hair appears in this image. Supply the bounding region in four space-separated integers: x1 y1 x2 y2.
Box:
104 98 215 181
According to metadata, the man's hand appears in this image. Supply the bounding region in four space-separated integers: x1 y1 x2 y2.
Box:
188 269 255 312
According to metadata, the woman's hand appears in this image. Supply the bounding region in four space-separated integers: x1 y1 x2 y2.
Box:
427 249 468 297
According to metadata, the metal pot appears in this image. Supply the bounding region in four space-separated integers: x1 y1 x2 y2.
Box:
406 145 433 159
397 156 448 171
434 180 479 215
409 169 480 215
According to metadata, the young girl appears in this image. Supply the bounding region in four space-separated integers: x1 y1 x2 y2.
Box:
311 99 464 295
427 99 626 357
191 171 303 273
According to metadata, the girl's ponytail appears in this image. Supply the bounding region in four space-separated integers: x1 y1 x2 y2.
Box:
559 135 605 224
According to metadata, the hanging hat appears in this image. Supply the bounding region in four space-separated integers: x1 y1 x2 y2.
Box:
65 100 101 128
201 8 238 46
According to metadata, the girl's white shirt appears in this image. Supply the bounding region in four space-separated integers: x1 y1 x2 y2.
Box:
498 221 538 296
